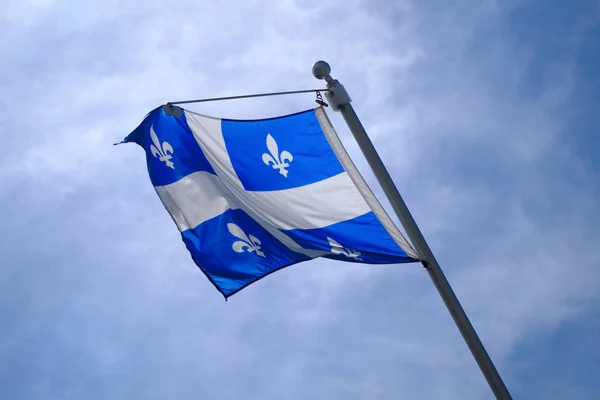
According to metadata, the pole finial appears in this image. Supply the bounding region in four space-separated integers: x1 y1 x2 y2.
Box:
311 60 350 111
312 60 332 82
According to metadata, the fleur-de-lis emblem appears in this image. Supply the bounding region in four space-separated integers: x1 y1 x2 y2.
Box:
328 237 361 259
228 223 265 258
149 125 175 169
262 134 293 177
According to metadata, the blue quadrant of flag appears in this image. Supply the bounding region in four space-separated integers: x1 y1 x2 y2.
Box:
124 105 419 298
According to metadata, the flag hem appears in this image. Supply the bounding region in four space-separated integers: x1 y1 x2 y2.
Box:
314 107 420 261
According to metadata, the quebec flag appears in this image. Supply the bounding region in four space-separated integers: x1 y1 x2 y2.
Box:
124 105 420 298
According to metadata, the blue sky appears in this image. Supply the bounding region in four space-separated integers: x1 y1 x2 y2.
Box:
1 0 599 399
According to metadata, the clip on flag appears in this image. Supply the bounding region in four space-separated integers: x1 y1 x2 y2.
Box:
123 105 419 298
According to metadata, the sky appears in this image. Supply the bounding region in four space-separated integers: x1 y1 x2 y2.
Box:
1 0 599 399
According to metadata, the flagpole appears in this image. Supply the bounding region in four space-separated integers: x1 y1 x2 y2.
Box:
312 61 512 400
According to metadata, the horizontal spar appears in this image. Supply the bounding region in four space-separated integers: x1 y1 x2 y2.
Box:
169 88 330 105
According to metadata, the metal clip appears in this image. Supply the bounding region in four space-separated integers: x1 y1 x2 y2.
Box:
315 91 329 107
162 103 182 118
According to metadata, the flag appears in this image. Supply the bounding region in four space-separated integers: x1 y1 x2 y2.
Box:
123 105 419 297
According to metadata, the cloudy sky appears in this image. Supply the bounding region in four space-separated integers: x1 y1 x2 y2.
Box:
1 0 599 398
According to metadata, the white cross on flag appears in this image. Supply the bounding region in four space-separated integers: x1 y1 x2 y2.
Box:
123 105 419 298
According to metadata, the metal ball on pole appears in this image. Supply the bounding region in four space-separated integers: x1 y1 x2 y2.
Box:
313 60 512 400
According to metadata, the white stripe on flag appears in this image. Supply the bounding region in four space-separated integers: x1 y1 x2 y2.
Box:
184 111 245 192
155 171 234 232
241 172 371 230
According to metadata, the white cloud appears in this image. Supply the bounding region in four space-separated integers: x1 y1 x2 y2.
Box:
3 0 56 26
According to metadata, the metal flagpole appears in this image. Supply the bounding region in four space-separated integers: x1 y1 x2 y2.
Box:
312 61 512 400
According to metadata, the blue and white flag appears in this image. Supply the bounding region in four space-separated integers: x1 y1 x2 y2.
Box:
124 105 420 297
